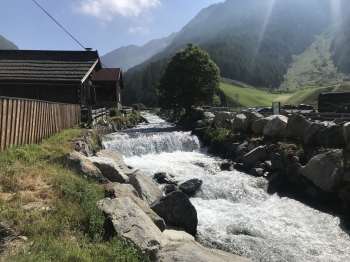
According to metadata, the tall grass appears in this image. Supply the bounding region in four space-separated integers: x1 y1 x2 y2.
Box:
0 128 150 262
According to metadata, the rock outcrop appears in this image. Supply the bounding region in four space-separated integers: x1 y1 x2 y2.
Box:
179 179 202 195
89 157 129 183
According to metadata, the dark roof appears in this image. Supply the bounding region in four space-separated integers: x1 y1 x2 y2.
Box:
92 68 121 81
0 50 102 84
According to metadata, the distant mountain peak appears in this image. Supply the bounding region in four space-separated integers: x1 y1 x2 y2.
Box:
0 35 19 50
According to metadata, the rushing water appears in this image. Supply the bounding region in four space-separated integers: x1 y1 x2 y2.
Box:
102 112 350 262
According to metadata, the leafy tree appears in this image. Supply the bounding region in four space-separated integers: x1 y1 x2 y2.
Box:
157 43 220 116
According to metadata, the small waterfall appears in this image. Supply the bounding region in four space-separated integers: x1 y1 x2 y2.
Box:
101 112 350 262
103 131 200 157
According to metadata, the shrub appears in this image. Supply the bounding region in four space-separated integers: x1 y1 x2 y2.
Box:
132 104 140 112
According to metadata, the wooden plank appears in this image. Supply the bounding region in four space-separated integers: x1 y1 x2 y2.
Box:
43 103 48 140
27 101 33 144
0 99 3 151
31 102 37 143
34 102 41 143
21 100 28 145
10 100 17 147
38 102 44 143
5 99 13 148
14 100 21 146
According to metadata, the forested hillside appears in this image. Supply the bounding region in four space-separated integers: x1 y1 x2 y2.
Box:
0 35 18 50
122 0 350 106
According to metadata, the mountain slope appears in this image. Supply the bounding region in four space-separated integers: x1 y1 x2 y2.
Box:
279 27 346 91
0 35 18 50
123 0 350 106
100 33 176 71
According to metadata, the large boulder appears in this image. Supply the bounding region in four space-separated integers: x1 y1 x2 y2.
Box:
52 151 108 183
242 146 267 169
151 190 198 236
317 125 345 148
128 170 163 205
89 157 129 183
343 122 350 145
339 184 350 204
263 115 288 138
157 228 251 262
98 197 169 260
251 115 277 134
213 112 232 124
284 114 311 140
179 179 202 195
106 183 166 231
303 122 326 145
95 149 133 175
242 112 264 131
232 114 246 131
300 150 344 193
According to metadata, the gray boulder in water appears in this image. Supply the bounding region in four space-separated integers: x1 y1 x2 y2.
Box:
179 179 203 195
151 190 198 236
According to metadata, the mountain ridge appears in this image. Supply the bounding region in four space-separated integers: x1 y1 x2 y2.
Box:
0 35 18 50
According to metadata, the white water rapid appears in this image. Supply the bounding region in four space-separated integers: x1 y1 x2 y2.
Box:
102 112 350 262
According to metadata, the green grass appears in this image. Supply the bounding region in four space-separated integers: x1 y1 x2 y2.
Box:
0 128 150 262
279 27 346 92
220 82 291 108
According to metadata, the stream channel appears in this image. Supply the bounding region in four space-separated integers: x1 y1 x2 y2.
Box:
102 112 350 262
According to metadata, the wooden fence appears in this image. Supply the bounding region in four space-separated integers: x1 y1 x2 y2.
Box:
0 96 80 152
81 106 108 125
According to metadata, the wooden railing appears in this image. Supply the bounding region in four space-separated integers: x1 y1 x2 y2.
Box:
81 106 108 125
0 96 80 152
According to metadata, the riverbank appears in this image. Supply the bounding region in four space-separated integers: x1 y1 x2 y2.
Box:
0 127 149 261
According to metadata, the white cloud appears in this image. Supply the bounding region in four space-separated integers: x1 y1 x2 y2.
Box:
77 0 161 19
128 26 150 35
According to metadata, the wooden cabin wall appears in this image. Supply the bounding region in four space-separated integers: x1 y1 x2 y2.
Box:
0 83 81 104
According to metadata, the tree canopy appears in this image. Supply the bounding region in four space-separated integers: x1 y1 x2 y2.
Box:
157 43 220 115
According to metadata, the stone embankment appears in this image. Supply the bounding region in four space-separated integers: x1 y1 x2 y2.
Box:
193 111 350 219
53 141 251 262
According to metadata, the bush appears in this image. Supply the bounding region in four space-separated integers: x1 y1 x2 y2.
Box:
109 108 121 117
132 104 140 112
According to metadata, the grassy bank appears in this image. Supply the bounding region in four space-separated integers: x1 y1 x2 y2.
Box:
0 128 149 262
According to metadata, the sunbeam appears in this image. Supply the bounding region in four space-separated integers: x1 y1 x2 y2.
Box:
255 0 277 56
331 0 342 22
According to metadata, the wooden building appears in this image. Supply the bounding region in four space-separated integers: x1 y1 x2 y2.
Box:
92 68 124 110
0 50 123 108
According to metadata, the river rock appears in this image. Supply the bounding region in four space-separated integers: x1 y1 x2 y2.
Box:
285 163 308 189
179 179 203 195
242 146 267 169
343 122 350 145
157 227 251 262
232 114 246 130
213 112 232 124
220 161 234 171
250 168 264 177
128 170 163 205
52 151 108 183
300 150 343 193
270 149 285 171
195 120 206 128
151 190 198 236
339 184 350 204
242 112 264 132
95 149 133 175
303 122 325 145
317 125 345 148
284 114 311 140
98 197 169 260
164 184 177 194
203 112 215 122
89 156 129 183
154 172 177 185
263 115 288 138
236 141 249 157
106 183 166 231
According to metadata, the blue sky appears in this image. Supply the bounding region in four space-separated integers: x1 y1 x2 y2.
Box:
0 0 223 56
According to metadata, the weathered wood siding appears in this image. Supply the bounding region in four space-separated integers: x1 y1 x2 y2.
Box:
0 96 80 151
